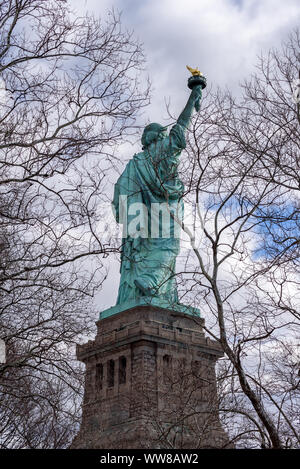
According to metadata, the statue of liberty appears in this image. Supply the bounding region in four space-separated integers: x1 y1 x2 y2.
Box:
113 68 206 307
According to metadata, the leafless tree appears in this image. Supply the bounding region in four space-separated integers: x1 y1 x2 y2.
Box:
173 29 300 448
0 0 149 448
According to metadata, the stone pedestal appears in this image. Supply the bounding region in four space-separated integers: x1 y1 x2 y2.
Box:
71 305 231 449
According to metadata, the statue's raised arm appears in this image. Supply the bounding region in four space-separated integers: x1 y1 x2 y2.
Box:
177 66 207 128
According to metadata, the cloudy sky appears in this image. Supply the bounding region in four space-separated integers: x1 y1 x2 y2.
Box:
73 0 300 121
71 0 300 311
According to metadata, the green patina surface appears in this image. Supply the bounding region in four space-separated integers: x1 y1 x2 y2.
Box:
99 297 200 320
100 72 206 320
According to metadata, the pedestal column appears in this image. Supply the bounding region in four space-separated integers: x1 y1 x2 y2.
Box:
71 305 231 449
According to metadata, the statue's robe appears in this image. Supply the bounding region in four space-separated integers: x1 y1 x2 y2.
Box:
112 123 185 305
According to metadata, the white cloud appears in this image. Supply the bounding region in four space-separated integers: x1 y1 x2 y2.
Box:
70 0 300 119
